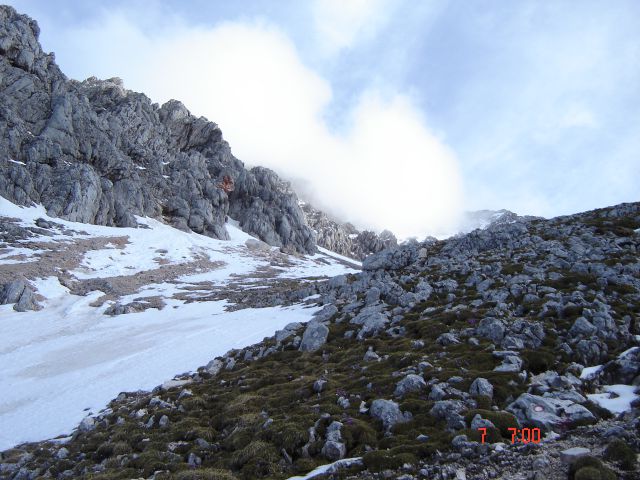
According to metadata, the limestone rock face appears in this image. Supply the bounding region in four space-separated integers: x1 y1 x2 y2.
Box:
0 5 315 253
300 202 397 260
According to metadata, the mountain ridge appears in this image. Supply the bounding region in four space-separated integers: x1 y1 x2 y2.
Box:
0 5 315 254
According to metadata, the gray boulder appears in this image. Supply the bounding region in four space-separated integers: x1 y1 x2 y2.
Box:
321 421 346 460
394 374 426 398
313 379 327 393
0 279 40 311
205 358 223 376
370 399 412 432
560 447 591 465
275 322 303 342
365 287 381 305
476 318 505 343
437 332 460 346
78 416 95 432
575 339 608 365
429 400 467 430
597 347 639 384
363 346 380 362
469 378 493 398
470 414 496 430
568 317 597 338
428 384 447 401
362 243 418 271
299 321 329 352
313 305 338 323
494 355 523 372
350 306 389 339
506 393 595 431
55 448 69 460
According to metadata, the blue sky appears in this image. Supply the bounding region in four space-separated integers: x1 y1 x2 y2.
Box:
7 0 640 237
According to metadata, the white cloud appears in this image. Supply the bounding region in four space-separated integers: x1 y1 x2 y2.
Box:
45 9 463 239
311 0 394 54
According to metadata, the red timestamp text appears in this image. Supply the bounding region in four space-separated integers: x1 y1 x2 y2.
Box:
478 427 542 444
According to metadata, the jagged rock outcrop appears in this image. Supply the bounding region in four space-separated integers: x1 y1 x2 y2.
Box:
300 202 396 260
0 278 40 311
460 209 536 232
0 6 315 253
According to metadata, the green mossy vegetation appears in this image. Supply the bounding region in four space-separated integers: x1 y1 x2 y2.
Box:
568 456 617 480
604 439 637 471
462 410 518 439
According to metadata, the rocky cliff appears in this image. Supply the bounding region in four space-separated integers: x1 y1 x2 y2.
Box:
300 201 397 260
0 6 315 253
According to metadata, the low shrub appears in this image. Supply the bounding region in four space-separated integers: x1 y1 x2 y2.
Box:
363 450 417 472
568 456 616 480
604 438 637 470
463 410 518 439
173 469 238 480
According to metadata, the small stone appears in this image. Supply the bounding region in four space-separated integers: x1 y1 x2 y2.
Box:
532 456 550 471
205 358 223 376
452 435 468 448
313 379 327 393
560 447 590 464
195 438 210 449
79 416 95 432
363 346 380 362
437 332 460 346
470 414 496 430
56 448 69 460
159 415 169 428
144 416 155 428
469 377 494 398
161 379 192 390
178 389 192 399
225 358 236 370
187 452 202 467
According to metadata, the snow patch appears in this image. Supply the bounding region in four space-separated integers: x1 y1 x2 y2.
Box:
7 158 26 166
286 457 363 480
0 300 321 450
587 385 639 414
580 365 603 380
0 197 359 450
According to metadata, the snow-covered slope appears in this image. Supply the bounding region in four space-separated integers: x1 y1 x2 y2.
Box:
0 197 359 450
